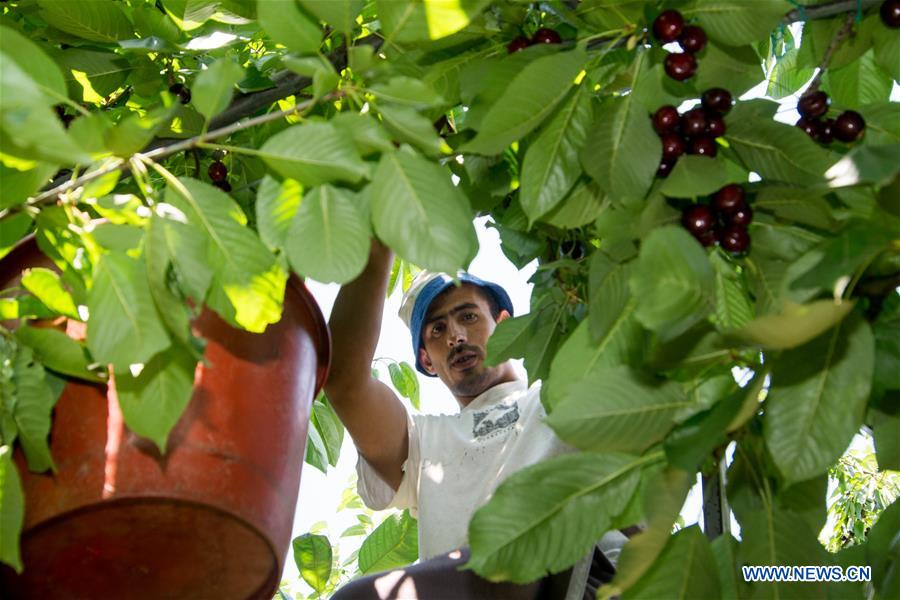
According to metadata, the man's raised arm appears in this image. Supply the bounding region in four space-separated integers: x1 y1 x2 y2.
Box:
324 239 409 490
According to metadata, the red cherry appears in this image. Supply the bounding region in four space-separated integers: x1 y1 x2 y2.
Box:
661 133 686 161
713 184 746 214
796 117 819 138
682 204 716 237
718 225 750 254
532 28 562 45
213 180 232 192
797 91 829 119
679 25 707 54
652 105 680 135
169 83 191 105
833 110 866 143
881 0 900 27
815 118 835 145
208 161 228 183
681 108 708 138
730 205 753 226
706 114 726 138
664 52 697 81
657 160 676 178
653 10 685 43
701 88 733 115
507 36 532 53
689 136 717 157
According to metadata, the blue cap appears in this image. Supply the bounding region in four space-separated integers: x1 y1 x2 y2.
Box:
399 272 514 376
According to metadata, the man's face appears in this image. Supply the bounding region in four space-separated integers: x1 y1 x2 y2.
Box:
418 283 510 399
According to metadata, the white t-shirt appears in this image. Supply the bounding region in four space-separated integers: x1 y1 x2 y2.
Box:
357 379 574 560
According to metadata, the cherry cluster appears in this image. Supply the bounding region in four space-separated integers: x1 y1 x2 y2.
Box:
795 90 866 145
507 27 562 53
652 10 707 81
208 152 231 192
653 87 733 178
681 184 752 254
883 0 900 27
169 83 192 105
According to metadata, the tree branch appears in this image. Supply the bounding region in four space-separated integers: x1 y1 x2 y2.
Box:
806 11 857 93
783 0 881 23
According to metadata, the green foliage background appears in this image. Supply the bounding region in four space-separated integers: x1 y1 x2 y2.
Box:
0 0 898 598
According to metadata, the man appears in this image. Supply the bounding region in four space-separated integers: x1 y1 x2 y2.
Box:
326 240 622 599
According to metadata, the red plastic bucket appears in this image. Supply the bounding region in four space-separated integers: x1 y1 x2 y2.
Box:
0 237 330 599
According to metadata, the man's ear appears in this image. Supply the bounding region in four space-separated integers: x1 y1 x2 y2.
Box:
419 347 437 375
496 309 512 324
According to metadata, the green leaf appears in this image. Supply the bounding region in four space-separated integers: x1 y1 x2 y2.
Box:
467 452 647 583
600 468 694 599
387 362 420 410
286 185 369 284
0 54 91 165
726 114 836 186
304 422 328 473
545 305 644 411
484 312 536 367
292 533 333 594
540 179 608 228
143 214 199 345
115 343 196 454
37 0 133 43
873 294 900 400
370 150 477 273
377 0 491 41
764 313 874 484
740 508 829 599
792 223 893 292
311 395 344 466
767 48 815 99
297 0 363 34
753 185 837 230
630 226 715 341
710 252 754 331
19 268 78 319
682 0 790 47
0 163 58 211
546 366 687 453
256 176 302 252
15 326 103 383
659 156 734 198
12 345 58 472
370 77 446 109
105 105 174 158
87 252 171 372
461 47 586 155
520 85 592 223
873 17 900 81
378 104 448 157
0 26 66 103
164 178 287 333
192 59 243 123
623 526 720 600
730 299 854 350
0 445 24 573
664 383 745 470
55 48 133 99
694 42 763 97
331 112 394 157
581 89 662 202
867 497 900 590
825 50 893 108
257 0 321 53
259 122 369 186
358 510 419 574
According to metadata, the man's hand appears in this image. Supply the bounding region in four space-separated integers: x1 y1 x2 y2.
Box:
324 239 410 490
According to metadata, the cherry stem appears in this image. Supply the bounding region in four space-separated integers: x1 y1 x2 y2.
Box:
806 11 857 93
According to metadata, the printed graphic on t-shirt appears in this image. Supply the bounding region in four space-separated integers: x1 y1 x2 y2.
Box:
472 401 520 439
